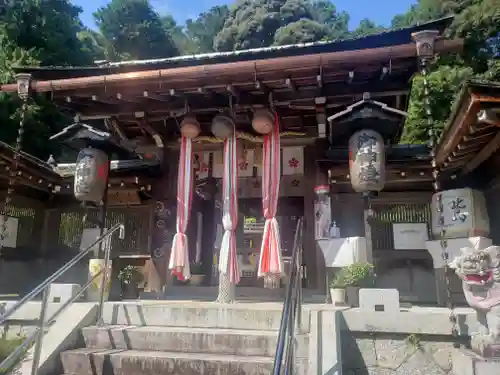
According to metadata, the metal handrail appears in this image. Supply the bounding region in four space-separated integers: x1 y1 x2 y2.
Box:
0 222 125 375
273 217 304 375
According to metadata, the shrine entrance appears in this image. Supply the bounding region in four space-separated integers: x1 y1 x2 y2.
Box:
218 197 304 288
370 200 437 303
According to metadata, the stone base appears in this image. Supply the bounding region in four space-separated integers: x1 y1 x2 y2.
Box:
452 348 500 375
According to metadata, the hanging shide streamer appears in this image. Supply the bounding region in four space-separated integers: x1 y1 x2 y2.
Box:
258 112 283 278
348 129 386 194
74 148 109 203
219 132 240 284
169 137 194 280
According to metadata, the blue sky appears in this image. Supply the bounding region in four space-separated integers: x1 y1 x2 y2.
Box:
74 0 417 30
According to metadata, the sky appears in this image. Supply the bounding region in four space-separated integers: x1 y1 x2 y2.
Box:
74 0 417 30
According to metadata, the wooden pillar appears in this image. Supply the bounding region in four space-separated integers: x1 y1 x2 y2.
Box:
303 145 330 291
200 196 217 285
303 146 315 290
363 200 374 264
147 149 177 295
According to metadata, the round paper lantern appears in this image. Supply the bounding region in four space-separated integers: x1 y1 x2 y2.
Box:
180 115 201 139
211 114 235 139
74 148 109 203
252 108 274 135
348 129 386 193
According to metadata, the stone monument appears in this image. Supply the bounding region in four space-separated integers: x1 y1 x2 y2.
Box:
450 246 500 374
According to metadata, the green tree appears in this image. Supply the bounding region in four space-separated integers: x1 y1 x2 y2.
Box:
309 0 349 40
213 0 351 51
0 27 69 159
0 0 92 66
161 14 197 55
185 5 229 53
351 18 385 38
0 0 96 158
94 0 178 60
274 18 328 45
398 0 500 144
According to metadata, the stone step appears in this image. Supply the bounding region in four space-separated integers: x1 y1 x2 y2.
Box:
101 302 311 332
82 325 309 358
61 348 308 375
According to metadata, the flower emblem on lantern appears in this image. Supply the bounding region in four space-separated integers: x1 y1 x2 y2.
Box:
291 179 300 187
288 157 299 169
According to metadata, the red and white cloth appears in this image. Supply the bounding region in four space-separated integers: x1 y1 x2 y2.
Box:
169 136 193 280
258 113 283 278
218 132 240 284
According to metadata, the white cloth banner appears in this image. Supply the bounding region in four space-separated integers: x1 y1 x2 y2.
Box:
282 146 304 175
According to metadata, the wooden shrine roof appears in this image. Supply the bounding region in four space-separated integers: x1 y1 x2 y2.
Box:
0 141 62 199
1 18 462 146
434 80 500 185
0 139 161 202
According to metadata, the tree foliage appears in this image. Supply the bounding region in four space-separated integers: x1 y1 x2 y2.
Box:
94 0 178 60
351 18 385 38
185 5 229 53
397 0 500 144
213 0 350 51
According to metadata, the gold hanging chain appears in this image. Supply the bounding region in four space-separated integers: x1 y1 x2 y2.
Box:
421 57 459 342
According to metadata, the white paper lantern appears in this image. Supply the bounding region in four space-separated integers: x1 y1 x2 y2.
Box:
211 114 235 139
252 108 274 135
74 148 109 203
180 115 201 139
348 129 386 193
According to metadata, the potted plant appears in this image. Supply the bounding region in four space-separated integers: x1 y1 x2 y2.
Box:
189 262 205 286
117 265 143 299
329 271 347 306
342 263 375 307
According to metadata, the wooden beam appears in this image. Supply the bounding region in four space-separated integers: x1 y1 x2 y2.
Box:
55 81 410 119
436 96 479 166
2 39 462 93
461 132 500 175
143 90 168 102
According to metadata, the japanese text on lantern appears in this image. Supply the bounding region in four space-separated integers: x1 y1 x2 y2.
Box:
357 132 379 183
348 129 385 193
435 192 469 229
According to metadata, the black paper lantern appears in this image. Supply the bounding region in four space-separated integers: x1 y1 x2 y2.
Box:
74 148 109 203
348 129 386 193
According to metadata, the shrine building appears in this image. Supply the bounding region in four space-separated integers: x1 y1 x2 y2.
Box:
2 17 491 306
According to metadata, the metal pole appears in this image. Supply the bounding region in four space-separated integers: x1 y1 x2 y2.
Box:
96 234 111 326
30 289 49 375
96 158 110 258
96 157 110 324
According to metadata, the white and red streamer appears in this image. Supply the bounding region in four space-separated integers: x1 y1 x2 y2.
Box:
169 136 193 281
218 132 240 284
258 113 283 278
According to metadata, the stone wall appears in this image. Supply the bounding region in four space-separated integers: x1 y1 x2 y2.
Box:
337 308 476 375
342 331 458 374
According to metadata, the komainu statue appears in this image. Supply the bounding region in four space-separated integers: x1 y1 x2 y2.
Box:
450 246 500 357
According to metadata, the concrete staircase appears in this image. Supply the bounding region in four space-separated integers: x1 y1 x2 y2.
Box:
59 302 310 375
